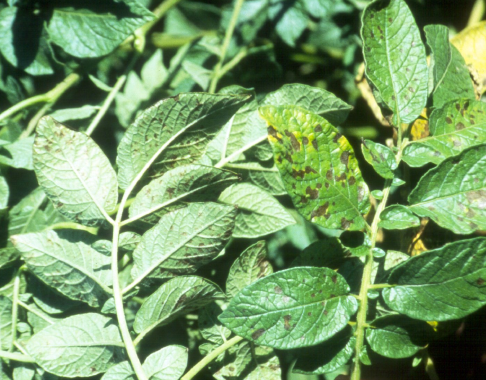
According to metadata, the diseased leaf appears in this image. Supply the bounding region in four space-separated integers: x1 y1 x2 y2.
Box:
425 25 475 108
378 205 420 230
0 296 12 350
382 237 486 321
117 93 248 190
361 140 397 179
33 117 118 226
129 164 238 225
11 230 112 308
219 267 358 349
361 0 428 124
131 202 235 283
0 137 34 170
226 240 273 298
218 183 295 238
408 144 486 234
366 315 434 359
47 1 154 58
134 276 223 339
260 105 370 231
262 83 353 125
26 313 123 377
384 250 410 271
403 99 486 167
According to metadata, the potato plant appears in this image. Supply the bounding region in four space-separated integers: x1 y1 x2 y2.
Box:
0 0 485 380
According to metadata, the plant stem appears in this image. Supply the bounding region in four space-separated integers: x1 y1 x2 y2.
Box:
17 300 55 324
9 269 21 352
139 0 184 38
224 162 278 172
467 0 485 27
181 335 244 380
48 222 99 235
20 103 52 139
208 0 245 93
0 73 81 123
0 350 35 363
424 349 440 380
368 283 395 290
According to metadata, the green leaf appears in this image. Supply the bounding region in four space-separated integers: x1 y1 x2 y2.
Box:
118 232 141 253
0 137 34 170
129 164 238 225
26 313 123 377
49 106 99 123
30 276 81 315
361 0 428 124
249 168 287 195
218 183 295 238
366 315 434 359
33 117 118 226
131 202 235 282
243 346 281 380
260 105 370 231
292 326 355 375
262 83 353 125
226 241 273 298
198 302 231 346
378 204 420 230
11 230 112 308
0 247 19 269
402 99 486 167
269 0 307 47
117 93 248 190
0 175 8 210
47 1 154 58
0 296 12 350
291 238 348 269
142 345 188 380
101 362 134 380
384 250 409 271
382 237 486 321
134 276 223 339
219 267 358 349
425 25 475 108
408 144 486 234
361 140 397 179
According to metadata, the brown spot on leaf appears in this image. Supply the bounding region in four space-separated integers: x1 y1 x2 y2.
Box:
283 315 292 330
340 151 350 167
335 173 347 182
341 218 351 229
274 286 283 294
311 293 315 298
285 130 301 152
466 190 486 209
285 153 293 163
323 310 328 315
408 87 414 93
311 202 330 219
300 195 308 204
302 136 309 145
326 169 333 181
307 312 312 316
312 139 318 150
315 124 323 133
477 278 485 286
306 186 319 199
456 122 466 130
252 328 265 340
277 156 283 164
292 168 305 178
316 183 322 189
268 126 281 141
333 133 342 143
305 166 317 174
349 176 356 186
332 275 337 284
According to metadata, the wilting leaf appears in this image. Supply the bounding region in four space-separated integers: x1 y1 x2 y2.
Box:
425 25 475 108
12 230 112 307
134 276 223 340
403 99 486 167
117 93 248 190
260 105 370 231
361 140 397 179
26 313 123 377
361 0 428 124
378 205 420 230
226 240 273 298
219 183 295 238
131 202 235 283
219 267 358 349
366 315 434 359
382 237 486 320
33 117 118 226
408 144 486 234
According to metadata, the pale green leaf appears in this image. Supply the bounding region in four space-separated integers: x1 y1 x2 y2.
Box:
141 49 168 94
425 25 475 108
117 93 248 190
0 175 8 211
219 267 358 349
0 137 34 170
260 105 370 231
382 237 486 321
403 99 486 167
142 345 188 380
378 204 420 230
269 0 307 47
226 240 273 298
361 140 397 179
249 168 287 195
384 250 409 271
0 296 12 350
134 276 223 339
26 313 123 377
11 230 112 307
8 188 47 236
30 276 81 315
33 117 118 226
49 106 99 123
218 183 295 238
131 202 235 283
361 0 428 124
118 232 141 253
100 362 134 380
408 144 486 234
198 303 231 346
47 1 154 58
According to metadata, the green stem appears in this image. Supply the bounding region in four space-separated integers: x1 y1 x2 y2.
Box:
181 336 244 380
223 162 278 172
368 283 395 290
424 348 440 380
217 47 248 80
9 269 21 352
139 0 184 38
208 0 245 93
17 300 55 324
21 102 52 139
48 222 99 235
467 0 485 27
0 350 35 363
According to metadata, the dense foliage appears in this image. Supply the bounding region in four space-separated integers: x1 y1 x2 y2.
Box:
0 0 486 380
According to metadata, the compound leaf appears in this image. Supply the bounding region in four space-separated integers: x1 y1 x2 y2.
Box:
361 0 428 124
361 140 397 179
131 202 235 283
260 105 370 231
382 237 486 321
33 117 118 227
219 183 295 238
408 144 486 234
11 230 112 307
378 204 420 230
117 93 248 190
26 313 123 377
219 267 358 349
403 99 486 167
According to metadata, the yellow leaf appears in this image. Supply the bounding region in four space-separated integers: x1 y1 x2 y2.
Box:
409 108 429 141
